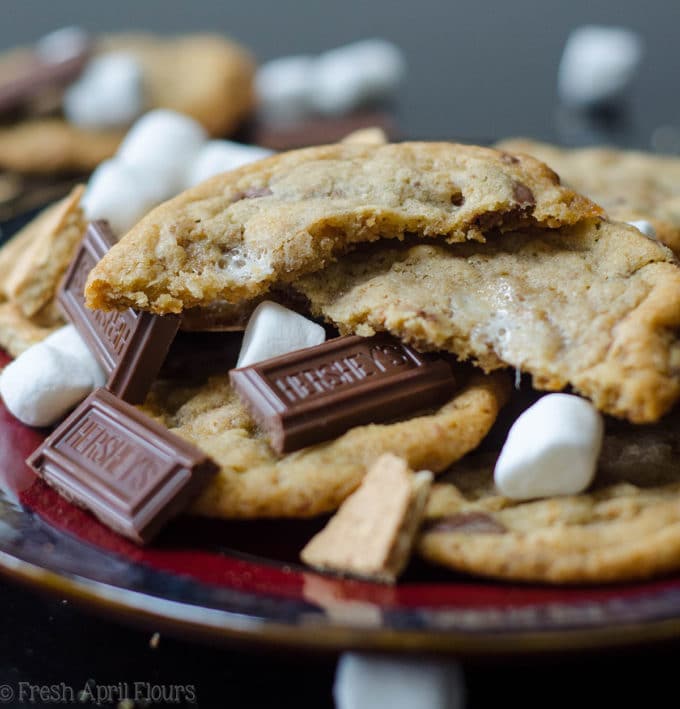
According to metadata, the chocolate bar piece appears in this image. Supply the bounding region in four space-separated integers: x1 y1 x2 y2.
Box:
58 221 180 404
230 334 456 453
238 110 398 151
0 47 90 115
27 387 218 543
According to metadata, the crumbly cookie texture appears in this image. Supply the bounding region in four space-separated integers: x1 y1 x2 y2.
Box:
301 454 433 584
0 185 86 317
139 369 509 519
297 219 680 423
84 141 602 314
419 412 680 584
0 33 255 174
0 186 86 356
497 138 680 254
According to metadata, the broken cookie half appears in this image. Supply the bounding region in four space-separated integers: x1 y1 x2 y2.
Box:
297 219 680 423
301 454 433 584
84 141 601 314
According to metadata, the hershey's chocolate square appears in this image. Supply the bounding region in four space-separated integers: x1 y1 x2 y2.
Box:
230 334 456 453
27 387 218 544
58 220 180 404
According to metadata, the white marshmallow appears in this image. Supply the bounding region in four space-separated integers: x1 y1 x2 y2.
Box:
42 325 106 388
81 159 174 236
63 52 144 129
256 40 405 120
0 326 105 427
558 26 643 108
237 301 326 368
627 219 657 240
36 26 90 64
334 653 465 709
185 140 274 187
116 109 208 193
311 39 405 116
255 55 316 121
494 393 604 500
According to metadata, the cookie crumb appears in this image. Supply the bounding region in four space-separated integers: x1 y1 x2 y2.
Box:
149 632 160 649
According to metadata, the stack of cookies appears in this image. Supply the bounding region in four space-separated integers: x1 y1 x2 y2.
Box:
0 29 255 219
4 125 680 586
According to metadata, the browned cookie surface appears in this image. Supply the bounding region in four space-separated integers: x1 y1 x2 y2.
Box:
85 141 601 314
297 219 680 423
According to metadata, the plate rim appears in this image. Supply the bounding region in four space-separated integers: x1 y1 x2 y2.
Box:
4 546 680 656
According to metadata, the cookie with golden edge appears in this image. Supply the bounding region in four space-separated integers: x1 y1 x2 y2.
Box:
497 138 680 254
419 411 680 584
296 219 680 423
0 121 122 175
0 33 256 174
139 369 509 519
0 185 85 317
84 142 602 314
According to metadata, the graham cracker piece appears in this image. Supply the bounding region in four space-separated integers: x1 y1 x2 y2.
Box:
340 126 389 145
301 454 433 583
1 185 86 317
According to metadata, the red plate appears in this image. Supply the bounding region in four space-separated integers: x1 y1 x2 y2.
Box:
3 344 680 655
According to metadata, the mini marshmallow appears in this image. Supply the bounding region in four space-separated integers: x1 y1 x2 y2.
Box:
35 26 90 64
63 52 144 129
81 159 175 236
116 109 208 193
255 55 316 121
334 653 465 709
185 140 274 187
311 39 405 116
0 326 105 427
494 393 604 500
627 219 657 240
558 26 643 108
236 301 326 368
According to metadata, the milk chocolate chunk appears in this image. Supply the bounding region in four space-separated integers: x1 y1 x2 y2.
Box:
27 387 218 544
240 111 397 151
0 46 90 115
230 334 457 453
58 221 180 404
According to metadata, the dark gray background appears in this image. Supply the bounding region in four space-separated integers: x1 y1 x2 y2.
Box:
2 0 679 146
